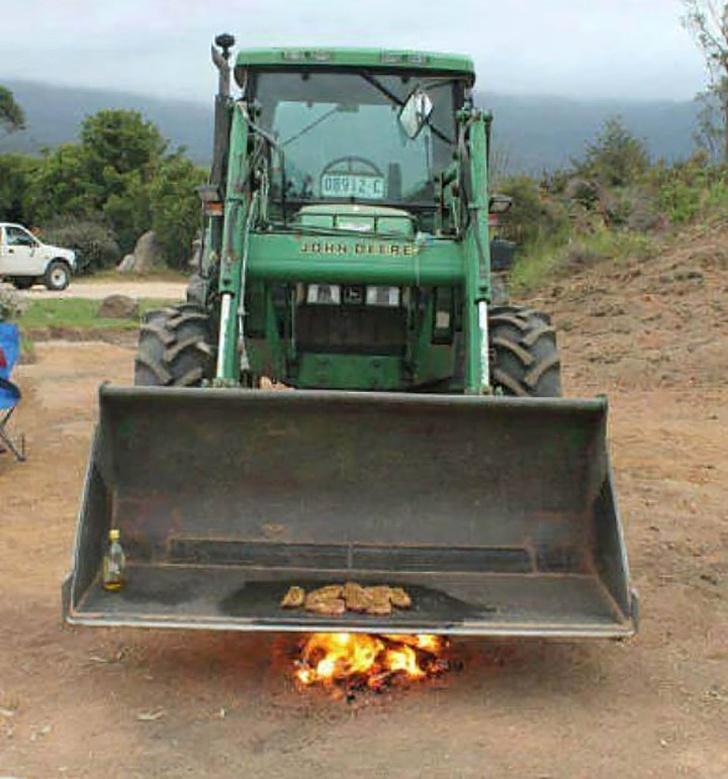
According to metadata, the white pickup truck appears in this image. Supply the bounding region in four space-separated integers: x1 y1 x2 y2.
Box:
0 223 77 291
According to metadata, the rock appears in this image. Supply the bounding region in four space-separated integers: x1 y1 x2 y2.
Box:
189 238 202 269
117 254 136 273
97 295 139 320
131 231 165 273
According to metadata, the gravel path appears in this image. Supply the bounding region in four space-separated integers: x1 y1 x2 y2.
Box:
16 279 187 301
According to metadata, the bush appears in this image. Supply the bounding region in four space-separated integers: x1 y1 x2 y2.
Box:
0 285 25 321
496 175 571 247
41 217 121 274
648 155 728 225
509 225 657 292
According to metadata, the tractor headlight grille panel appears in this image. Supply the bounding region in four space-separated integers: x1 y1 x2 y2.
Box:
366 286 401 307
306 284 341 305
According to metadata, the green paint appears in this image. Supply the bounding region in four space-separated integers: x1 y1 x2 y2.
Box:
235 48 475 78
295 353 403 390
202 51 496 392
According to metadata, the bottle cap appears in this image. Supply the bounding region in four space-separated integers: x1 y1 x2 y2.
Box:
109 528 120 541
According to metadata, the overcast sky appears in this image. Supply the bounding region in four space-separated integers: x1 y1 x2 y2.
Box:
0 0 709 103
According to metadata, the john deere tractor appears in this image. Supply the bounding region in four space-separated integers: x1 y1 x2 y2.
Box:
64 36 636 640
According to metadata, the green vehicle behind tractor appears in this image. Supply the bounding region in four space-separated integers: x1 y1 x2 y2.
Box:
64 36 637 639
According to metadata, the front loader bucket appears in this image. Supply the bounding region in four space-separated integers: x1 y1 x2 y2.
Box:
64 386 636 638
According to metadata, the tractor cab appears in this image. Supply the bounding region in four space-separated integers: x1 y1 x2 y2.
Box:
220 48 476 236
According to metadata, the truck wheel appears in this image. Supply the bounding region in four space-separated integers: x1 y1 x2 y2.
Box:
44 261 71 291
134 303 214 387
489 305 562 397
11 278 35 290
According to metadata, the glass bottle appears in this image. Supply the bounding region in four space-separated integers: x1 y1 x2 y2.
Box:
102 528 126 591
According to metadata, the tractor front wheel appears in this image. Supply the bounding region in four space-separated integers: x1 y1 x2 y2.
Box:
489 305 562 397
134 303 214 387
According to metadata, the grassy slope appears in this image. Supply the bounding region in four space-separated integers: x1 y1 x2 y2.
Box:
20 298 174 330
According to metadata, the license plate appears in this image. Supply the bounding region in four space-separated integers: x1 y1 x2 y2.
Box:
320 174 385 199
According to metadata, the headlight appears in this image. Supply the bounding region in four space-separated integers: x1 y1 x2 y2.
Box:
306 284 341 305
366 286 400 307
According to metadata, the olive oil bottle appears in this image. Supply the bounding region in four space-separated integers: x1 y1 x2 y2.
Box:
102 528 126 591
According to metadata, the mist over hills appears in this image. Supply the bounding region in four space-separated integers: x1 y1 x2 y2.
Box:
2 80 700 174
486 93 699 173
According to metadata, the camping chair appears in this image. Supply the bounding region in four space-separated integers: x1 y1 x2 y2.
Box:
0 322 25 461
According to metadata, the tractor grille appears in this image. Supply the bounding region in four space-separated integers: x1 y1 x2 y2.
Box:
296 306 407 354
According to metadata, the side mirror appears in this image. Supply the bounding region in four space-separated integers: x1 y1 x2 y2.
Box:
399 89 433 139
488 194 513 214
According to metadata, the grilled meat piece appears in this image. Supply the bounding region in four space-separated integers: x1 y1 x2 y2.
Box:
389 587 412 609
343 582 373 613
365 596 393 616
304 593 346 615
365 585 392 601
281 582 412 615
280 585 306 608
309 584 344 599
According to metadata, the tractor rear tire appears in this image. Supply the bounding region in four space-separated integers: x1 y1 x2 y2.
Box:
489 305 562 397
134 303 214 387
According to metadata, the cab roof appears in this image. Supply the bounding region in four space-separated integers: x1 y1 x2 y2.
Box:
234 47 475 82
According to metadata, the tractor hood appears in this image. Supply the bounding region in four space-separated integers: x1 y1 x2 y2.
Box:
293 204 415 239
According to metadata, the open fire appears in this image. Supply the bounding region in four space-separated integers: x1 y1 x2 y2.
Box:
294 633 451 694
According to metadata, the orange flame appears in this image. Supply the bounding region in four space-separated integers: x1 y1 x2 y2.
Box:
294 633 447 689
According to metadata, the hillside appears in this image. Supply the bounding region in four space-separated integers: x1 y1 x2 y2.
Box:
526 222 728 393
1 81 213 163
1 80 700 172
487 93 699 172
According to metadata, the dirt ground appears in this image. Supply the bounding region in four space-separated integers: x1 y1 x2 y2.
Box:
1 229 727 778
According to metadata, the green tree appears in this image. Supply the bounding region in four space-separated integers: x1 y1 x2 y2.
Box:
682 1 728 161
29 110 171 255
79 111 168 251
0 153 39 222
149 154 207 268
80 110 167 184
17 107 206 269
0 86 25 132
102 170 154 253
573 117 650 187
29 143 101 222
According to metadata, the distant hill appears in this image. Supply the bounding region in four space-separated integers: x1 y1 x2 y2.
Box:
485 93 700 173
1 80 214 163
1 80 700 173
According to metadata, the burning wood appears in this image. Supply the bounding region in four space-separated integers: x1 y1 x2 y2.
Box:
294 632 452 696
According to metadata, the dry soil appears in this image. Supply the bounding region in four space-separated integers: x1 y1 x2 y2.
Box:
1 228 727 778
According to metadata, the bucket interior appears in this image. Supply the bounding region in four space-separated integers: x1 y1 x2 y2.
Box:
67 387 634 637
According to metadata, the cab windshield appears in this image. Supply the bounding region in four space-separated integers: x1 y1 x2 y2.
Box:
253 71 461 210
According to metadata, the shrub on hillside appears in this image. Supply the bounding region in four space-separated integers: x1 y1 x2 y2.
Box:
496 175 571 247
648 154 728 225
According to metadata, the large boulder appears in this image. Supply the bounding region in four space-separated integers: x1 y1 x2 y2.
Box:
97 294 139 320
132 231 165 273
116 231 166 274
117 254 136 273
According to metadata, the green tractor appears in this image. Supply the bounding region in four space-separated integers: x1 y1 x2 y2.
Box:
64 36 637 639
